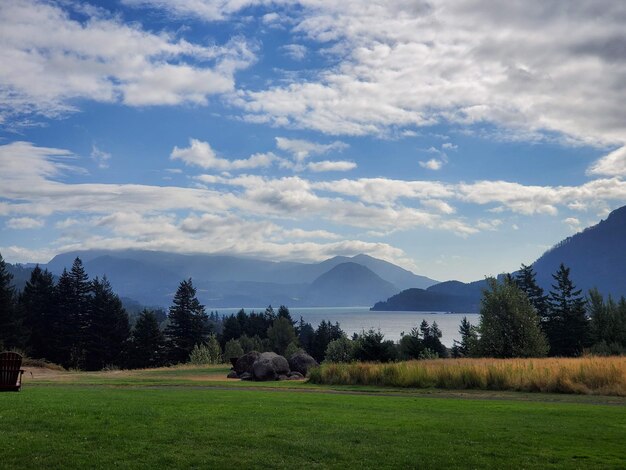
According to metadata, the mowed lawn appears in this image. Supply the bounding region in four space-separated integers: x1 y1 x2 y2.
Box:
1 384 625 469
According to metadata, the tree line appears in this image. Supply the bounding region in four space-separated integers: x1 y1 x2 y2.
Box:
451 263 626 359
2 252 625 369
0 254 349 369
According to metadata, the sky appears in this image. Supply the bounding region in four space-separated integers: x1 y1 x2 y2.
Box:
0 0 625 282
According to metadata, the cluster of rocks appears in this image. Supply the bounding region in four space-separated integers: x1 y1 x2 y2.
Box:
227 351 318 381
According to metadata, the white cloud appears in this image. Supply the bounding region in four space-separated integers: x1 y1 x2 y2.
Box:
307 160 356 172
0 0 255 120
171 139 277 170
421 200 455 215
232 0 626 145
6 217 44 229
121 0 267 22
3 141 626 268
419 159 443 171
275 137 347 162
563 217 581 229
281 44 308 60
587 146 626 177
91 145 111 169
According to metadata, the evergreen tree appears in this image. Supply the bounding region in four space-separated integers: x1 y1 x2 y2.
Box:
0 253 23 350
588 289 626 354
353 329 397 362
515 264 549 321
423 321 447 357
127 310 166 369
85 277 130 370
398 326 423 360
19 265 56 359
546 264 589 356
221 313 243 344
477 277 548 358
238 334 264 353
277 305 295 326
165 279 208 364
297 317 315 354
267 316 297 355
452 316 478 357
311 320 344 362
52 258 92 368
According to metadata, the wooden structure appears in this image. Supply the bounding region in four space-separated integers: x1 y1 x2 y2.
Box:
0 351 25 392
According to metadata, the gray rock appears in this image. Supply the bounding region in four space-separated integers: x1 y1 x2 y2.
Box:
288 371 304 380
227 370 239 379
235 351 260 375
252 352 290 381
278 374 288 381
288 351 319 376
239 372 253 381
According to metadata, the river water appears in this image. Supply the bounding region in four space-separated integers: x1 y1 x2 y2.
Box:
207 306 480 347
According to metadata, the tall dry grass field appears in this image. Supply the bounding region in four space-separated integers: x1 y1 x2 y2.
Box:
308 357 626 396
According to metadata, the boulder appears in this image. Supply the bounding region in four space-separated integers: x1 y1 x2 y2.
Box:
239 372 253 381
278 374 289 381
288 351 319 376
227 370 239 379
288 371 304 380
235 351 260 375
252 352 290 381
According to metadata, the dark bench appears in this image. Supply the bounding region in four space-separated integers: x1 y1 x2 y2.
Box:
0 352 25 392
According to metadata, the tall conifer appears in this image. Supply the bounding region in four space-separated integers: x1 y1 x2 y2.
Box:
546 263 589 356
165 279 208 363
19 265 56 359
0 253 23 349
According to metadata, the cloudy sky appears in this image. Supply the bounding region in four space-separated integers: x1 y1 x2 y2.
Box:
1 0 625 281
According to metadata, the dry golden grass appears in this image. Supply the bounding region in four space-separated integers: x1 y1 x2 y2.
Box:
309 356 626 396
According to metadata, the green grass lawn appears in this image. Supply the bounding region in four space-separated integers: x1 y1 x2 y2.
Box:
2 384 625 469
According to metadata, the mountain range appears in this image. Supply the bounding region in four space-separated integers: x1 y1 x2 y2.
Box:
32 250 437 308
373 205 626 312
7 204 626 311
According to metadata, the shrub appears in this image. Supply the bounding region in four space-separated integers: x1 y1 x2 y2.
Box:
353 329 397 363
419 348 439 360
324 336 355 363
189 335 222 365
238 334 263 353
223 339 244 362
284 341 303 359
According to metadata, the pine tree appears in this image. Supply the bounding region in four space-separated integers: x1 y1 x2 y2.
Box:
53 258 92 368
127 310 166 369
0 253 23 350
588 289 626 354
421 321 447 357
477 277 548 358
311 320 344 362
85 277 130 370
515 264 549 321
453 316 478 357
267 316 297 355
19 265 56 359
165 279 208 364
398 326 423 359
546 264 589 356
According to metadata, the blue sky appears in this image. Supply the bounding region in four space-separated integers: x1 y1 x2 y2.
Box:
1 0 625 281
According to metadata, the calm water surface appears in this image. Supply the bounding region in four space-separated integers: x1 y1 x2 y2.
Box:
208 306 480 347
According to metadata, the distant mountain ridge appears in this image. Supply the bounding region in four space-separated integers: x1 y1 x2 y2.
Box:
374 205 626 312
40 250 439 307
306 262 399 307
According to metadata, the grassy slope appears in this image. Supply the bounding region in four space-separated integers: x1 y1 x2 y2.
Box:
1 384 625 469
